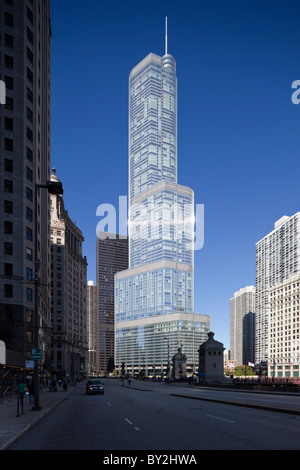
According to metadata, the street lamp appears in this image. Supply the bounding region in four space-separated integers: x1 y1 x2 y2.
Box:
164 336 170 379
32 179 63 411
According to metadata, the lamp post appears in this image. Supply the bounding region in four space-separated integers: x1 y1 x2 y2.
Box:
32 179 63 411
164 336 170 379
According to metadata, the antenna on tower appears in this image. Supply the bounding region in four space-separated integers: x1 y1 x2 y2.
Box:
165 16 168 55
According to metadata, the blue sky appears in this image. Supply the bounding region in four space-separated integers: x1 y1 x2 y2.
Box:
50 0 300 349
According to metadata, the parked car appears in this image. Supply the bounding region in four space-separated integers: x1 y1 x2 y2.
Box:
86 379 104 395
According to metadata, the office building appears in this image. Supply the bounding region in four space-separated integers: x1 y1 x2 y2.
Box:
256 213 300 365
87 281 97 376
230 286 255 366
268 274 300 378
50 170 88 381
114 20 210 376
96 233 128 376
0 1 52 367
223 349 237 374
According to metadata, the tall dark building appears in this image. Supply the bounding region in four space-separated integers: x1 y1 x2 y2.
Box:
0 0 52 367
243 312 255 365
96 233 128 375
230 286 255 366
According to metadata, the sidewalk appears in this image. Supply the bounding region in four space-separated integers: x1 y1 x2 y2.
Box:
0 384 77 450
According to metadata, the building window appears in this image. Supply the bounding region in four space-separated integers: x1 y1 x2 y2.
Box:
4 158 13 172
26 310 33 323
4 242 13 256
27 147 33 161
5 97 13 111
26 267 33 281
4 284 13 298
4 200 13 214
27 128 33 142
4 221 13 234
27 107 33 122
26 187 33 201
26 227 33 241
4 13 14 27
5 118 13 132
27 6 33 23
4 180 13 193
26 248 33 261
26 288 33 302
27 87 33 103
26 167 33 182
4 34 14 48
4 263 13 276
27 67 33 83
27 27 33 44
4 138 13 151
5 55 14 69
26 207 33 221
27 47 33 63
5 76 13 90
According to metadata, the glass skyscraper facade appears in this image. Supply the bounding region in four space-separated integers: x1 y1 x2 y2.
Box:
115 33 210 376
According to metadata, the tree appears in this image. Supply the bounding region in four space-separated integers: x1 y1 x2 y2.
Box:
234 365 255 376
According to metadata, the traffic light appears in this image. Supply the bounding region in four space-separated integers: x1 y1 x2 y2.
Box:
121 362 125 375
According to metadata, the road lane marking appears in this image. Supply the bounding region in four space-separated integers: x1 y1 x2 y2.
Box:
125 418 140 431
107 402 112 407
206 414 235 423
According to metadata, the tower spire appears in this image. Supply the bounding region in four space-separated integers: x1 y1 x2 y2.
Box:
165 17 168 55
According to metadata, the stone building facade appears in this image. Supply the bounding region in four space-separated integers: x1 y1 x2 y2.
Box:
50 170 88 381
198 332 226 384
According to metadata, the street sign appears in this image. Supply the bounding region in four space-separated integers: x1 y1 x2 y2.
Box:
32 348 41 360
25 360 35 369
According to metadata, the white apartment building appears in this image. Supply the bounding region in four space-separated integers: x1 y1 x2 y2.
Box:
256 213 300 366
230 286 255 366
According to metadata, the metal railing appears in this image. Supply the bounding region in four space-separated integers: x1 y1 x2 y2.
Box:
0 365 27 401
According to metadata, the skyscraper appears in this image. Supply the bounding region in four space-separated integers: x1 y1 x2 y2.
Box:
230 286 255 366
256 213 300 365
0 1 52 367
114 20 210 376
96 233 128 376
87 281 97 376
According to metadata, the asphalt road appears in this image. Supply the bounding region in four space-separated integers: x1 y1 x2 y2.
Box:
6 379 300 451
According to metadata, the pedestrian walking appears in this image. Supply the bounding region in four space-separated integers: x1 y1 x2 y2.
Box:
27 381 35 405
17 380 27 414
17 380 27 401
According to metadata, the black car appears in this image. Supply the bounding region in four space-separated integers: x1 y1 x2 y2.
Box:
86 379 104 395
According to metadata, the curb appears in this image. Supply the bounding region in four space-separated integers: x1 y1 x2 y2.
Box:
121 384 153 392
170 393 300 416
